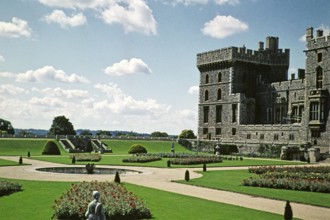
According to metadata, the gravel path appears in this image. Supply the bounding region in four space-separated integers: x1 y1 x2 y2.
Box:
1 156 329 220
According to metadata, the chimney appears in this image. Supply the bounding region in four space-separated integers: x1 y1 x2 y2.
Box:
306 27 314 41
258 41 264 50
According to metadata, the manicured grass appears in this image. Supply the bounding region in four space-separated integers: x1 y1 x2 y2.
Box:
0 178 289 220
102 139 190 155
0 139 67 156
30 155 305 168
0 158 24 166
178 169 330 208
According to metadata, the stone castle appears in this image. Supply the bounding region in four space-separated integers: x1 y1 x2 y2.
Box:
197 27 330 148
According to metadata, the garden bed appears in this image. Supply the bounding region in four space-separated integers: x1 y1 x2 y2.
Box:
0 181 22 196
243 166 330 193
122 156 161 163
69 153 101 162
53 181 151 219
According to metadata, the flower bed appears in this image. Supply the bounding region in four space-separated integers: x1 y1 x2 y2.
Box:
0 181 22 196
53 181 151 220
122 156 161 163
70 153 101 162
243 166 330 193
170 156 222 165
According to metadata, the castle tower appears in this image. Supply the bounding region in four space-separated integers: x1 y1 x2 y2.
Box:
304 27 330 145
196 37 289 140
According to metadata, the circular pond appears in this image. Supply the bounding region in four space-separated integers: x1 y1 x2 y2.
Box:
36 167 142 175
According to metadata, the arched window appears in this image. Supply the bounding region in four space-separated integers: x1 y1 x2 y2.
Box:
205 74 209 84
217 89 222 100
204 90 209 101
218 72 222 82
316 67 323 89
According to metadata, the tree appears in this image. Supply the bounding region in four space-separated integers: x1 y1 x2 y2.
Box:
48 116 76 135
96 130 112 136
150 131 169 138
79 130 92 136
0 118 15 135
178 129 196 139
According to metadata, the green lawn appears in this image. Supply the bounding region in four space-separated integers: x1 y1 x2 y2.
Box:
0 158 26 166
0 178 291 220
0 139 67 156
178 169 330 208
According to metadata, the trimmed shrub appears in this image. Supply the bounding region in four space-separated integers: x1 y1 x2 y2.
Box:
203 163 207 172
42 141 61 155
284 201 293 220
27 151 30 157
114 171 121 183
177 139 192 150
72 156 76 164
0 181 22 196
128 144 147 154
216 144 238 155
185 170 190 182
19 156 22 164
167 160 171 167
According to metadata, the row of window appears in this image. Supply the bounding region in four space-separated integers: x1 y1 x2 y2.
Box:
204 89 222 101
205 72 222 84
203 104 237 123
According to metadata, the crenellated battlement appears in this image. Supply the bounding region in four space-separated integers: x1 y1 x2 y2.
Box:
305 27 330 50
197 38 289 68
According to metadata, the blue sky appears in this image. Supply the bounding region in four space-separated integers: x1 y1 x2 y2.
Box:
0 0 329 135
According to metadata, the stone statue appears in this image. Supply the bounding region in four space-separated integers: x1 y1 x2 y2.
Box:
85 191 106 220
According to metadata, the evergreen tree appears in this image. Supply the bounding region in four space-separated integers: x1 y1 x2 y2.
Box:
284 201 293 220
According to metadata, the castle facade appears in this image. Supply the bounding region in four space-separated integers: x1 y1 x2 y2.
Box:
197 27 330 147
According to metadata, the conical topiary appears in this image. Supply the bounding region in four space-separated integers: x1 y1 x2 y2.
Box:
114 171 121 183
284 201 293 220
42 141 61 155
185 170 190 182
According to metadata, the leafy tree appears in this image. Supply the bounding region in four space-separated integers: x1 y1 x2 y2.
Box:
96 130 112 136
150 131 169 137
48 115 76 135
79 130 92 136
0 118 15 135
178 129 196 139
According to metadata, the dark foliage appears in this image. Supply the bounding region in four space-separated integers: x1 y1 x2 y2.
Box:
128 144 147 154
0 181 22 197
185 170 190 182
114 171 121 183
48 115 76 135
284 201 293 220
42 141 61 155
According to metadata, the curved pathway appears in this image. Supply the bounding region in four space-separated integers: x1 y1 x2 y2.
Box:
1 156 330 219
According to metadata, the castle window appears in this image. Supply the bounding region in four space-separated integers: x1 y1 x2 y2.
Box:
260 134 264 140
203 128 208 135
317 53 322 62
232 128 236 135
292 106 298 123
205 74 209 84
218 72 222 82
247 134 251 139
311 129 320 138
298 106 304 123
232 104 237 123
203 106 209 123
310 102 319 120
216 128 221 135
274 134 279 140
216 105 222 123
204 90 209 101
316 67 323 89
289 134 294 140
217 89 222 100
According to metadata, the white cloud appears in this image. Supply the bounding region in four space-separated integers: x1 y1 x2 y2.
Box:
16 66 90 83
0 72 16 78
34 87 90 99
164 0 208 5
201 15 248 39
0 54 4 62
94 83 170 115
0 84 27 95
104 58 152 76
0 17 32 38
43 10 87 28
214 0 240 5
39 0 157 35
188 86 199 95
101 0 157 35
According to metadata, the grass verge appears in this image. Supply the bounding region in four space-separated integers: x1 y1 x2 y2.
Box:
177 169 330 208
0 178 291 220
